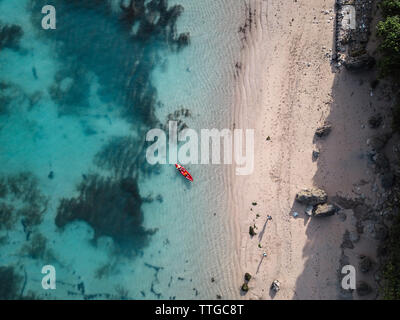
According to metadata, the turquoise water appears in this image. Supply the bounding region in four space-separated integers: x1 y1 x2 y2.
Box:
0 0 243 299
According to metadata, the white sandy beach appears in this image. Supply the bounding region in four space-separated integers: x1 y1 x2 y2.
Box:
230 0 390 299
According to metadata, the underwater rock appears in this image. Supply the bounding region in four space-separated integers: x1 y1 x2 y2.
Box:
0 23 23 50
0 266 22 300
381 172 395 190
249 226 256 237
21 233 48 260
295 188 328 206
55 174 157 249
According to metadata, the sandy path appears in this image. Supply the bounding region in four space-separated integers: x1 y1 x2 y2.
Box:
229 0 387 299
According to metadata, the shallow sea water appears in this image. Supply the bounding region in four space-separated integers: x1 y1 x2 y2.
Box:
0 0 243 299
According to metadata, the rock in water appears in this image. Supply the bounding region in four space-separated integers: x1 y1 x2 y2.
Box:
55 175 157 250
295 188 328 206
313 203 337 217
367 133 391 152
315 122 332 138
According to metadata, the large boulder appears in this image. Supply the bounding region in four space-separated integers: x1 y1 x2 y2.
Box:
315 122 332 138
313 203 337 217
295 188 327 206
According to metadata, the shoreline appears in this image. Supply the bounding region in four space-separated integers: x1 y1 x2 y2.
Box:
232 0 391 299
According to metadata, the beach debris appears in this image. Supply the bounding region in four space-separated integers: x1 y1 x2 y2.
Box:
244 273 252 281
293 212 299 218
315 121 332 138
249 225 257 237
313 203 337 217
263 252 267 258
270 280 281 292
305 206 313 216
267 215 272 221
258 243 262 248
266 136 271 141
295 188 328 206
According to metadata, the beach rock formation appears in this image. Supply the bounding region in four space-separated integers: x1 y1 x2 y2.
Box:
315 122 332 138
356 281 373 296
313 203 337 217
368 114 383 129
367 133 391 152
0 266 21 300
295 188 328 206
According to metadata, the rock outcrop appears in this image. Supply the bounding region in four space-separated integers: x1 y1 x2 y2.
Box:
313 203 337 217
295 188 328 206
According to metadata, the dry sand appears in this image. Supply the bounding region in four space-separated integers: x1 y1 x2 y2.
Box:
229 0 392 299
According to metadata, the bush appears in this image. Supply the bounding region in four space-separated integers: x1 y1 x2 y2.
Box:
377 15 400 79
380 0 400 17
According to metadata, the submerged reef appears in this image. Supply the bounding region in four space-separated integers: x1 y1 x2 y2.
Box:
31 0 190 126
94 135 160 178
0 266 22 300
0 22 23 50
56 174 158 251
0 173 48 233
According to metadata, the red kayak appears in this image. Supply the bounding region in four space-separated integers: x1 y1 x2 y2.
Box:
175 164 193 182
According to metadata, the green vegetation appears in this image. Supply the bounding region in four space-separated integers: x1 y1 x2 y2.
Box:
383 213 400 299
380 0 400 17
